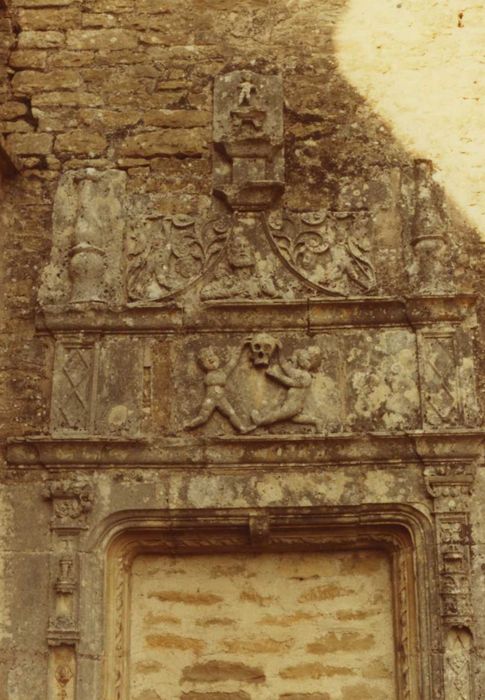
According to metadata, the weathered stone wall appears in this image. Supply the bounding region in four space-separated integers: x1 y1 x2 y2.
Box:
0 1 484 699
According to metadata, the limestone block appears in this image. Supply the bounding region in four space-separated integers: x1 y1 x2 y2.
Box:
17 30 65 49
12 68 80 94
143 109 211 128
54 130 108 156
119 129 207 158
6 131 53 155
8 49 47 69
66 29 138 50
18 8 81 31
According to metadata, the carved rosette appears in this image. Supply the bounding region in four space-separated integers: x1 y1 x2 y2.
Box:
44 479 94 531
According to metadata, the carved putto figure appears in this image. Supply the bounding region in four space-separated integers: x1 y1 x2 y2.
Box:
251 345 322 428
187 337 323 434
238 74 257 105
186 345 248 432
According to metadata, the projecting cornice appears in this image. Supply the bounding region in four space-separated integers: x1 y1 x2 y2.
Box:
6 430 484 468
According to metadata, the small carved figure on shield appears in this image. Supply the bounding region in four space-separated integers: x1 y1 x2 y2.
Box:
251 345 322 428
186 345 248 432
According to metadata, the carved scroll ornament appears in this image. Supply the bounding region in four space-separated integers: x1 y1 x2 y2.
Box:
266 209 376 296
126 214 232 302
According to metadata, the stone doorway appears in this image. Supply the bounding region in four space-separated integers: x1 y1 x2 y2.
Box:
129 549 397 700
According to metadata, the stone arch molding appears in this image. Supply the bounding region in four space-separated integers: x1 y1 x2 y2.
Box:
92 505 437 700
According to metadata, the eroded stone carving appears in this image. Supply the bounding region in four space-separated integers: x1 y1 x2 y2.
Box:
186 344 249 432
266 209 376 296
418 329 480 429
445 628 474 700
200 212 303 302
250 344 322 429
213 70 284 211
44 479 94 530
49 646 76 700
38 169 127 307
52 538 76 631
247 333 281 367
200 230 278 300
186 338 324 433
127 213 231 302
425 463 476 698
410 159 453 294
51 339 97 434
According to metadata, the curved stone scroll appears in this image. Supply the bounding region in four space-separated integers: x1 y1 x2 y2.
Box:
126 213 232 302
265 209 376 296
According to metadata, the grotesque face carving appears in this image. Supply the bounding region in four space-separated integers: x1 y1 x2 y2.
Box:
247 333 280 367
228 235 255 268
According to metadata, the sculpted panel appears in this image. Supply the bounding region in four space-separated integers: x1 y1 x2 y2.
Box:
266 209 376 296
127 212 232 302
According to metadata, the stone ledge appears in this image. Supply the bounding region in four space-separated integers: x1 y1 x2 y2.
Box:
6 430 484 467
36 294 477 333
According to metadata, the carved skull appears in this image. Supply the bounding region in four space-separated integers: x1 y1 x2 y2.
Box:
247 333 280 367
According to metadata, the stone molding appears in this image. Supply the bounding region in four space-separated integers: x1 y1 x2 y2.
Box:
36 293 477 333
101 506 435 700
7 430 484 468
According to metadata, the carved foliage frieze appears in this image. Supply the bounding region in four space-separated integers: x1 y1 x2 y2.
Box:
126 213 232 302
266 209 376 296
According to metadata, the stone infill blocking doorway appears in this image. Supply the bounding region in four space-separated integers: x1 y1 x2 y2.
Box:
102 510 433 700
